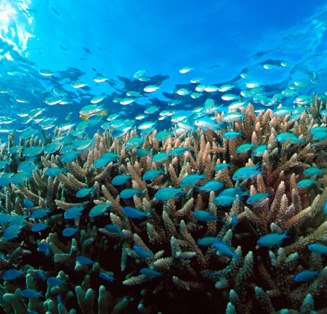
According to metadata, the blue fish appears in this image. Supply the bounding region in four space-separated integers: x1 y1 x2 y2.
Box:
64 205 85 219
47 277 67 286
31 223 48 232
192 210 219 221
294 270 319 282
21 289 44 299
133 244 154 258
308 243 327 254
45 167 65 177
61 151 80 163
303 167 325 177
140 268 162 277
198 181 224 192
3 225 23 240
122 207 151 219
92 153 118 168
155 187 186 201
0 213 13 224
233 164 261 181
23 199 34 208
76 256 94 265
168 147 190 156
246 192 270 205
99 272 115 282
2 269 24 281
213 163 230 171
111 174 132 186
232 214 238 227
257 231 289 247
152 152 170 163
222 131 242 139
89 203 111 217
37 243 50 256
197 237 216 246
253 145 267 157
324 200 327 214
296 179 316 188
76 187 93 198
142 169 164 181
62 227 79 237
31 208 50 219
119 188 144 199
213 240 239 259
213 195 238 207
135 149 151 157
180 174 206 187
104 224 122 234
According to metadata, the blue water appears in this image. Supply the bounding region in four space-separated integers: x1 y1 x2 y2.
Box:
1 1 327 313
0 0 326 131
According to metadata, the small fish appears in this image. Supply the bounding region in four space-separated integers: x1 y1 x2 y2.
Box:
303 167 325 177
47 277 67 286
152 152 170 162
23 199 34 208
119 188 144 199
222 131 242 140
213 195 239 207
44 167 65 177
31 208 50 219
92 153 119 168
233 164 261 181
142 169 163 181
76 256 94 265
111 174 131 186
104 224 122 234
213 240 239 259
133 244 154 258
236 143 256 154
31 223 48 232
21 289 44 299
61 151 80 163
296 179 316 188
308 243 327 254
246 192 270 205
232 214 238 227
222 113 243 123
122 207 151 219
64 205 85 219
99 272 115 282
214 163 230 171
62 227 79 237
253 145 267 157
257 231 289 247
3 269 24 281
125 137 144 149
168 147 190 156
37 243 50 256
180 174 206 187
155 187 186 201
294 270 319 282
140 268 162 277
76 187 93 198
197 237 216 246
89 203 111 217
135 149 152 157
192 210 219 221
198 181 224 192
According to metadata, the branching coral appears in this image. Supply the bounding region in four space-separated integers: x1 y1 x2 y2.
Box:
0 96 327 313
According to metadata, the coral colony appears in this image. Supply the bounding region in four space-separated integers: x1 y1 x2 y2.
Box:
1 96 327 313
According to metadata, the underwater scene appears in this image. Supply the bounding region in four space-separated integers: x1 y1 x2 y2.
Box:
1 0 327 313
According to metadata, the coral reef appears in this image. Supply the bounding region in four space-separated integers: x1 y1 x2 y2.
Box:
1 96 327 313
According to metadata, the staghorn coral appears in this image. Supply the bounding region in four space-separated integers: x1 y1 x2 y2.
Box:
0 96 327 313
